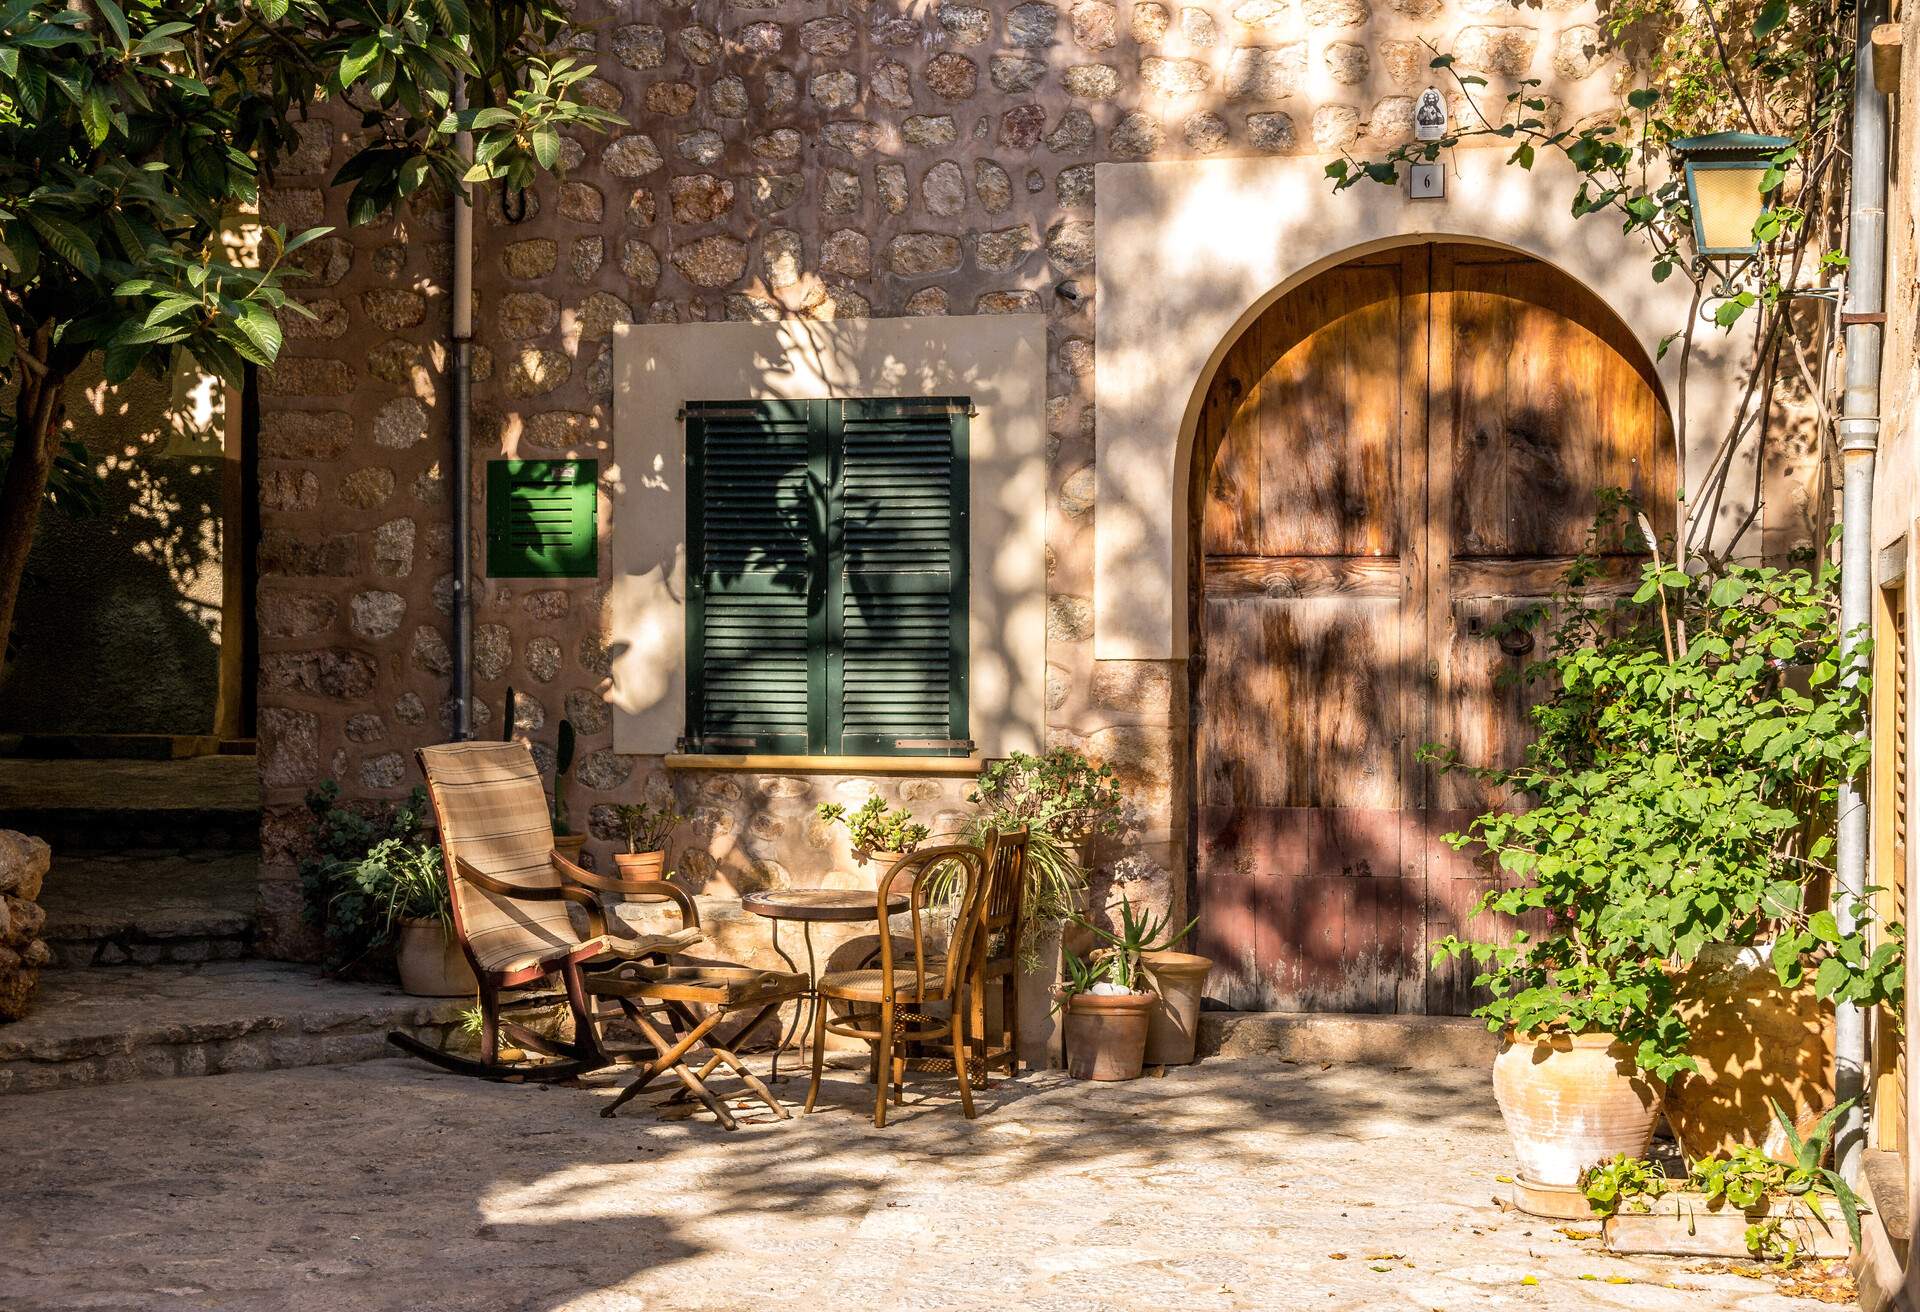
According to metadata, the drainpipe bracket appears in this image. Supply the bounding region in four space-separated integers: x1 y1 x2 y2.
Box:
1836 417 1881 453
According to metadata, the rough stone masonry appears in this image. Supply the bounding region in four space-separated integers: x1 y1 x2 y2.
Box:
251 0 1628 955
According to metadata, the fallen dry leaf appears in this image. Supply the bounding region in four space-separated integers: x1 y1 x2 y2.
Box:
1328 1253 1348 1261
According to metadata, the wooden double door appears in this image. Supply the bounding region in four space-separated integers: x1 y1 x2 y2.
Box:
1192 243 1674 1015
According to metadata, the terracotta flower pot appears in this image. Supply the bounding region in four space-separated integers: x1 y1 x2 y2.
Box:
552 832 587 865
395 918 477 998
613 850 670 901
1140 950 1212 1065
1062 989 1155 1081
1492 1029 1663 1187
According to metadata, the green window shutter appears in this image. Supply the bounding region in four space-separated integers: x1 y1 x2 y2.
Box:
486 459 599 579
830 397 970 756
685 401 822 754
684 398 969 758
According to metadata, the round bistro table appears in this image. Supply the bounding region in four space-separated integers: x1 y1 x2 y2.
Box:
741 888 908 1082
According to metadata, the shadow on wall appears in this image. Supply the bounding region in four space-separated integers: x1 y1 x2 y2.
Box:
0 360 225 735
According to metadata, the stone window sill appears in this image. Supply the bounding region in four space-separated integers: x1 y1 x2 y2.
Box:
663 753 986 776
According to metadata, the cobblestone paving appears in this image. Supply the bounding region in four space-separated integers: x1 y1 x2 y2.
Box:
2 1056 1843 1311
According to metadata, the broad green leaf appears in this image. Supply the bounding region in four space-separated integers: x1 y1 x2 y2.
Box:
26 212 99 276
339 35 381 86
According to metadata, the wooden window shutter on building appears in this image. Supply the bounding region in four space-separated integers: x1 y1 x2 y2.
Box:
832 398 970 756
486 459 598 579
685 401 820 754
684 398 969 757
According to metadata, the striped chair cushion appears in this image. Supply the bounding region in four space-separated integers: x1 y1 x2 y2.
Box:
419 741 589 976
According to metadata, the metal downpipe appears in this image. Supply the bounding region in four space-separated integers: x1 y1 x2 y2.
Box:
449 77 475 741
1832 0 1889 1182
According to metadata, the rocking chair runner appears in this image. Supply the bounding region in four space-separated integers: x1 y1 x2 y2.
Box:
387 741 702 1082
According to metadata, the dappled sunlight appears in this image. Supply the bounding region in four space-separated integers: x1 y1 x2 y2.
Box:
1 359 228 734
7 1053 1816 1310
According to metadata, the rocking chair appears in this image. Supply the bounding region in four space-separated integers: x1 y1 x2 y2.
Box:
386 741 701 1082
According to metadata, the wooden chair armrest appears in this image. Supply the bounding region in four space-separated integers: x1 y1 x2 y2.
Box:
456 855 604 938
550 851 699 930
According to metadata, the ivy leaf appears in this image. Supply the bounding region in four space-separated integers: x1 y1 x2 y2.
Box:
1753 0 1789 38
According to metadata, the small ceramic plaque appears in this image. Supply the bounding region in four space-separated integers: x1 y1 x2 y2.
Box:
1415 88 1447 141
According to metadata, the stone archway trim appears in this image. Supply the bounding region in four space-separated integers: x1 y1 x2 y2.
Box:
1091 151 1741 661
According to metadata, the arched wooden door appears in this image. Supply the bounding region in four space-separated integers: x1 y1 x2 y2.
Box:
1191 242 1675 1015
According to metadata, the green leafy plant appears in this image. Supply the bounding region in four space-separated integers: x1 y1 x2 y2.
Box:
298 781 436 971
1580 1153 1676 1217
1060 893 1198 999
1581 1100 1865 1260
612 802 685 854
952 818 1086 963
1430 504 1896 1082
816 797 929 860
968 749 1126 842
0 0 622 665
349 836 449 933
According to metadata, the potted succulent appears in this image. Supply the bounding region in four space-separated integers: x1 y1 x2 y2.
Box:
1055 894 1197 1081
816 797 929 869
611 801 685 879
1429 507 1887 1196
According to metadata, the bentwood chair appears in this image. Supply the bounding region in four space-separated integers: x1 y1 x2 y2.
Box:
803 844 995 1127
968 827 1032 1081
386 741 702 1082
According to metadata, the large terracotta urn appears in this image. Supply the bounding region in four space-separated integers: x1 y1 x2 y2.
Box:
1492 1030 1662 1187
1665 945 1834 1161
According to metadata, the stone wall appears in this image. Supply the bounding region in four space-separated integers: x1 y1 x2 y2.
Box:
252 0 1634 955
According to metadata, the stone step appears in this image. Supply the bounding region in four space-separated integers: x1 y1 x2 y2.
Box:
38 854 257 968
0 756 260 854
0 962 466 1095
1197 1010 1498 1070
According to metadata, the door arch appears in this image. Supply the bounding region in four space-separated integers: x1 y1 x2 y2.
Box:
1189 241 1675 1015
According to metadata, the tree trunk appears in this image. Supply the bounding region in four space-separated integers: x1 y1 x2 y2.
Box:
0 363 69 670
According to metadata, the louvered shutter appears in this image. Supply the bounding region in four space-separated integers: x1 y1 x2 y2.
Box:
685 401 822 753
830 398 969 756
486 459 598 579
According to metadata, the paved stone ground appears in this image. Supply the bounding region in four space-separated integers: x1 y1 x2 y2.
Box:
1 1056 1848 1311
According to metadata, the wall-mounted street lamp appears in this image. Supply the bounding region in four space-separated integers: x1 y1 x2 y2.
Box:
1670 131 1792 296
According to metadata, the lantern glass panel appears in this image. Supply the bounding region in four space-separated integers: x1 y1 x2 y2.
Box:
1688 162 1771 256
